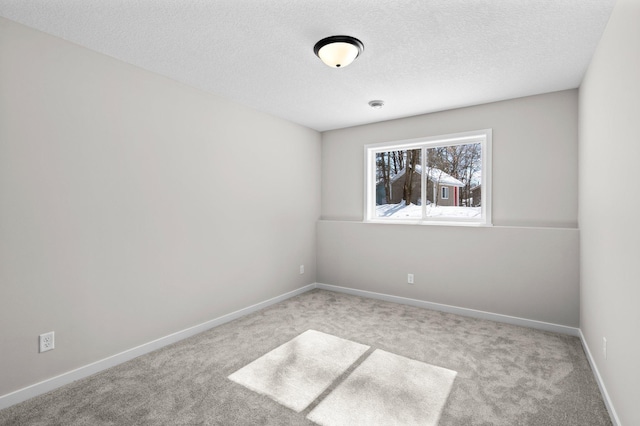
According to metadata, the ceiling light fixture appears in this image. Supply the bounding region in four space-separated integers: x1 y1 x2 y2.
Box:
368 100 385 109
313 35 364 68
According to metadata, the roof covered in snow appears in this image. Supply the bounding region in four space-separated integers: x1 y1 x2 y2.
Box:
389 166 464 187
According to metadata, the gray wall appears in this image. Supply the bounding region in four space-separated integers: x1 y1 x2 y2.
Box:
579 0 640 424
0 18 321 396
318 222 579 326
319 91 580 326
323 90 578 228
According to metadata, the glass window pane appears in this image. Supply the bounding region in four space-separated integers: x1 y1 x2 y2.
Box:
425 143 482 219
366 130 490 225
374 149 422 219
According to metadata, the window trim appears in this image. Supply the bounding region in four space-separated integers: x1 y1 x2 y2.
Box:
441 186 449 200
364 129 492 226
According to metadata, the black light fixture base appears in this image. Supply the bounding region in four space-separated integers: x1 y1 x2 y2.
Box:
313 35 365 57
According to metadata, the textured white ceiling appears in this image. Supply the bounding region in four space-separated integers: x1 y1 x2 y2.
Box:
0 0 615 131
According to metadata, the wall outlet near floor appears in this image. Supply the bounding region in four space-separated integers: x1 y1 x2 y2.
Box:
299 265 304 274
407 273 414 284
39 331 55 353
602 337 607 359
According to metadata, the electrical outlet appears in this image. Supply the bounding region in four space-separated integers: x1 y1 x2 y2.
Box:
603 337 607 360
407 273 414 284
39 332 55 353
299 265 304 274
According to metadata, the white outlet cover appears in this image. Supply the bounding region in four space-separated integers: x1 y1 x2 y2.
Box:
39 332 55 353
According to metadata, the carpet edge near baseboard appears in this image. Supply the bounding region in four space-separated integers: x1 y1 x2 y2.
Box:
0 283 317 411
316 283 580 336
3 283 613 424
316 284 619 425
579 330 621 426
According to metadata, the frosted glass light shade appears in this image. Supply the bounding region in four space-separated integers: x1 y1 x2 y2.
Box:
314 36 364 68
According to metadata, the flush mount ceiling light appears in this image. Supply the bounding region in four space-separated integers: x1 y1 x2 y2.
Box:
368 100 385 109
313 35 364 68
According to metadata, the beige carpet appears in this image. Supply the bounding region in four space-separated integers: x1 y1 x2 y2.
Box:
0 289 612 425
228 329 369 412
307 349 457 426
230 329 457 425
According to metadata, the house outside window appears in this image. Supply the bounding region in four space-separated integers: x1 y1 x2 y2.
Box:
365 129 492 226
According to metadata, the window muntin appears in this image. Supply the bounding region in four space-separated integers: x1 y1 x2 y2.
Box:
365 129 492 225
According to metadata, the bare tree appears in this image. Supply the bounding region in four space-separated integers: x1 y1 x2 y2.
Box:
377 152 391 203
391 151 404 175
402 149 420 205
426 147 448 205
457 144 481 206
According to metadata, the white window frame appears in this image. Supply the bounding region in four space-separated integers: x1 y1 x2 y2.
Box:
441 186 449 200
364 129 492 226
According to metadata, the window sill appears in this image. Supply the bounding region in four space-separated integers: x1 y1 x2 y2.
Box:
363 219 493 227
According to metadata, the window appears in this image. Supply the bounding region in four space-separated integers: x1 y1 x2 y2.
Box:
441 187 449 200
365 129 492 225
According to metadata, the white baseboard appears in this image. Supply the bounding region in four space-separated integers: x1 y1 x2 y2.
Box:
0 283 316 411
316 283 580 336
318 284 622 423
2 282 616 425
578 330 621 426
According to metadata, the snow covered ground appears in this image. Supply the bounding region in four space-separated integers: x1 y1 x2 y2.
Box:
376 203 481 219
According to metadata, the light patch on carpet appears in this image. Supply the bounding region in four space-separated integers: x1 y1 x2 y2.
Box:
228 329 369 412
307 349 457 426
